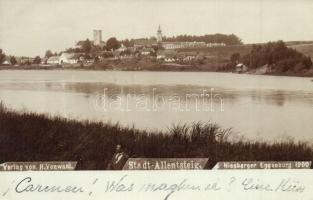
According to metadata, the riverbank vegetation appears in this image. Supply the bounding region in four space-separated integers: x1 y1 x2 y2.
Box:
227 41 313 76
0 103 312 170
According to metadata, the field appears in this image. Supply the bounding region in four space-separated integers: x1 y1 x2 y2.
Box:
0 102 312 170
289 43 313 58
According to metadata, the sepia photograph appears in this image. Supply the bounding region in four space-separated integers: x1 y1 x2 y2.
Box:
0 0 313 172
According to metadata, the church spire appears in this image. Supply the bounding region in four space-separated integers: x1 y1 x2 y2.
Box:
157 25 162 43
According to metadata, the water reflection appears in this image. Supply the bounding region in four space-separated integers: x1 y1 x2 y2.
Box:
0 70 312 141
1 81 311 107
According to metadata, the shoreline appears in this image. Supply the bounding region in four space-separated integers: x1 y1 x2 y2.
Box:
1 64 313 78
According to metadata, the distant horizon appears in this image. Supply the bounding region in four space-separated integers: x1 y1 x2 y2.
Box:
1 0 313 57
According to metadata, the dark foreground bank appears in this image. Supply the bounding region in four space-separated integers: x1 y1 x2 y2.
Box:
0 104 312 170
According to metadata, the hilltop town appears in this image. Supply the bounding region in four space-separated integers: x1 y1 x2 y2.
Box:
1 26 313 76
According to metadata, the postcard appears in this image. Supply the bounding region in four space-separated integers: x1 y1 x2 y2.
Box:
0 0 313 199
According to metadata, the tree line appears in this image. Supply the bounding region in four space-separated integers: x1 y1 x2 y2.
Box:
163 34 243 45
65 37 121 54
0 49 44 66
230 41 312 73
0 49 19 65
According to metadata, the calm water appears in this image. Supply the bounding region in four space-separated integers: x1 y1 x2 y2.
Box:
0 70 312 141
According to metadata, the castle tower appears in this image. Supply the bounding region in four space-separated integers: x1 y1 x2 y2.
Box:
157 25 162 43
93 30 102 46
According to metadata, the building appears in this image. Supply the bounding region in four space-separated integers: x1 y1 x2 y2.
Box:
2 58 11 65
177 52 198 61
157 50 178 62
47 56 60 65
59 53 85 64
157 25 162 43
236 63 248 73
59 53 77 64
162 41 207 50
133 38 157 48
206 43 226 47
93 30 102 46
140 48 155 56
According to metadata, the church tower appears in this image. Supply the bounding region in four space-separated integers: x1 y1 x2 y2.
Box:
93 30 102 46
157 25 162 43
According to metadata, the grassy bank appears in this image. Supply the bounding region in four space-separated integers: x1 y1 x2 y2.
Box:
0 104 312 170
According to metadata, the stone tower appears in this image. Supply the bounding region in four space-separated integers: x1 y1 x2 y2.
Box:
157 25 162 43
93 30 102 46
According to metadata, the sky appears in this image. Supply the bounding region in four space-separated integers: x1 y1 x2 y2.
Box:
0 0 313 57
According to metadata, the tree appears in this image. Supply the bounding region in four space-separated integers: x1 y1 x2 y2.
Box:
106 37 120 50
85 54 91 59
34 56 41 64
0 49 6 64
230 53 240 64
10 56 17 65
94 56 99 63
121 39 132 47
162 33 243 45
45 50 53 58
82 39 92 54
241 41 312 71
65 48 82 53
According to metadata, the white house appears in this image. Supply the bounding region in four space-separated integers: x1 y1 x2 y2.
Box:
59 53 78 64
177 52 197 62
140 48 155 56
164 57 176 62
47 56 60 65
236 63 248 73
2 60 11 65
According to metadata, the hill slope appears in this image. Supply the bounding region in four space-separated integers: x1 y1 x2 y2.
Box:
288 43 313 58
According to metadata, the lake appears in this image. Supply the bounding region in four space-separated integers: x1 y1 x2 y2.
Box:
0 70 312 141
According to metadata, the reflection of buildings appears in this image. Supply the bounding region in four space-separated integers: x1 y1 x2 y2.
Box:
251 91 286 107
